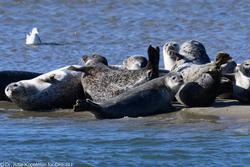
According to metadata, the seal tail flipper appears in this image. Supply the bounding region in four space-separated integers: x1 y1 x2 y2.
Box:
73 99 101 112
146 45 160 78
73 99 107 119
215 52 232 68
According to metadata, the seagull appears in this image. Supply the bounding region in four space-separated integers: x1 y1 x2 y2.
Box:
26 27 42 45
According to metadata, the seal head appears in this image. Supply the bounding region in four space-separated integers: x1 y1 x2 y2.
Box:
179 40 210 64
123 55 148 70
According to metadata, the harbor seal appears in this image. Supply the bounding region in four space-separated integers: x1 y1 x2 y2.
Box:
163 42 180 71
229 60 250 103
5 66 84 111
122 55 148 70
68 45 160 103
0 71 42 101
175 52 232 107
179 40 210 64
175 70 220 107
73 72 184 119
163 40 210 71
82 54 108 66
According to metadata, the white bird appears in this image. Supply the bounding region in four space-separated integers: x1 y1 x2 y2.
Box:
26 27 42 45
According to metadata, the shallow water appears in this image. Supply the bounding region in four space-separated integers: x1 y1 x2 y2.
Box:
1 0 250 166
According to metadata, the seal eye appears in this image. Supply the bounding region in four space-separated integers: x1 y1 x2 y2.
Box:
171 76 177 80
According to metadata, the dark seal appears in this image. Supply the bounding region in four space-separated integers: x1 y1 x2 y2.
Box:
73 72 183 119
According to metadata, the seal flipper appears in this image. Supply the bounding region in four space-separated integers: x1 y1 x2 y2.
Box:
73 99 100 111
73 99 109 119
67 66 94 72
67 66 94 76
147 45 160 78
74 99 127 119
215 52 232 69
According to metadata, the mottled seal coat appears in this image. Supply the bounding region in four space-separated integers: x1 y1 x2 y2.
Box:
163 40 210 71
122 55 148 70
69 45 160 103
231 60 250 103
179 40 210 64
0 71 42 101
175 52 232 107
5 66 84 111
73 72 184 119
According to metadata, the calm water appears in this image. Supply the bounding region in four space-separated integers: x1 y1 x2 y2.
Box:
0 0 250 166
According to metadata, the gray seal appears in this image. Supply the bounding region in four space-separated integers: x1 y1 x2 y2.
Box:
0 71 42 101
5 66 84 111
73 72 184 119
68 45 160 103
175 52 232 107
122 55 148 70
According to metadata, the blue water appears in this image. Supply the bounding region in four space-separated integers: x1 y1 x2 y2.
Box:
1 0 250 166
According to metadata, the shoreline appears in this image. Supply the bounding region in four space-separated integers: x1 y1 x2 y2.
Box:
1 100 250 120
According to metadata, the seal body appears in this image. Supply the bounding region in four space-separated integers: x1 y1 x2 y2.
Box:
174 52 232 107
175 72 220 107
0 71 42 101
122 55 148 70
5 66 84 111
73 72 183 119
233 60 250 103
81 66 154 102
69 45 160 103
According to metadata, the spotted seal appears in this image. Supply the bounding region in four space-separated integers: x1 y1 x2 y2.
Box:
0 71 42 101
68 45 160 103
5 66 84 110
73 72 183 119
122 55 148 70
175 52 232 107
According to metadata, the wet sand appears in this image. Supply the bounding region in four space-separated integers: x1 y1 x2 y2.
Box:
1 100 250 120
179 99 250 119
